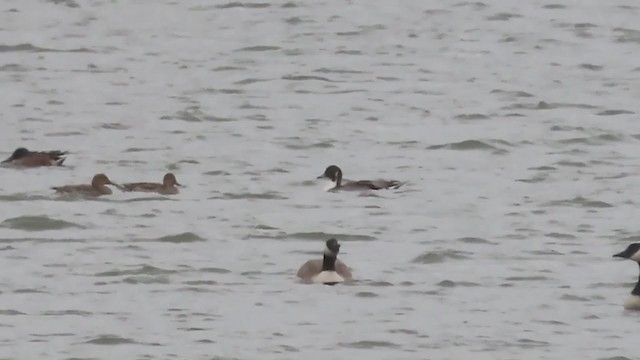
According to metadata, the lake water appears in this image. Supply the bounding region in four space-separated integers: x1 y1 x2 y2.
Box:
0 0 639 359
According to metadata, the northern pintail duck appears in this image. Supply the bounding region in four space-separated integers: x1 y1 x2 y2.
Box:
317 165 403 191
52 173 118 197
614 243 640 310
296 238 352 285
2 147 67 167
118 173 182 195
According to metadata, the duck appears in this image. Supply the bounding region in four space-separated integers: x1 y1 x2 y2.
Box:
296 238 352 285
2 147 67 167
118 173 182 195
52 173 118 197
317 165 403 191
613 243 640 310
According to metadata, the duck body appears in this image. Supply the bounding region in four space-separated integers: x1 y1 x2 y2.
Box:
52 173 118 197
297 258 352 284
613 243 640 311
318 165 402 192
296 238 352 285
120 173 181 195
2 147 67 167
623 295 640 311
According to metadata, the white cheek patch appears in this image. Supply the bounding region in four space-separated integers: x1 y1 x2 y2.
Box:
323 244 331 255
630 250 640 262
324 180 337 192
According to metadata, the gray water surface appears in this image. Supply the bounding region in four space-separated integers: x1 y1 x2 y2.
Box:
0 1 639 359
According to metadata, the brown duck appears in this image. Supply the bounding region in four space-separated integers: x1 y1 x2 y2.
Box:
119 173 182 195
2 147 68 167
52 174 118 197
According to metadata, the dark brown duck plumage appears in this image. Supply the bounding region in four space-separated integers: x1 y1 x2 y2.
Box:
2 147 68 167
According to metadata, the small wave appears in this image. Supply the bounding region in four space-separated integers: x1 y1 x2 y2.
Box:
283 141 333 150
203 170 231 176
486 12 522 21
86 334 136 345
183 280 218 286
427 139 507 153
94 265 176 277
234 45 281 52
355 292 378 298
42 310 92 316
0 194 52 202
122 276 170 284
437 280 481 287
219 192 287 200
0 309 25 315
490 89 534 98
0 215 84 231
597 109 635 116
453 113 489 120
560 294 590 302
545 232 576 239
0 63 29 72
282 75 334 82
557 134 624 145
412 250 471 264
14 288 48 294
199 267 231 274
366 281 393 287
457 237 492 244
503 101 597 110
504 276 550 281
287 232 376 241
339 340 400 349
0 43 94 53
215 2 270 9
543 196 612 208
314 67 368 74
153 232 206 243
516 338 550 348
169 107 234 122
554 160 587 168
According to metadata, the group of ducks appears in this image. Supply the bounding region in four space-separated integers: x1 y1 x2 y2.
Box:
1 147 404 285
2 147 183 196
5 148 640 302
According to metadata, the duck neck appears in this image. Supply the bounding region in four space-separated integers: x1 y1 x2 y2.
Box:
633 263 640 296
322 254 337 271
336 172 342 188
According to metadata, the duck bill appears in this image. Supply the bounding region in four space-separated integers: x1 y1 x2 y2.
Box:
316 174 326 179
613 251 628 258
1 155 14 163
176 182 185 188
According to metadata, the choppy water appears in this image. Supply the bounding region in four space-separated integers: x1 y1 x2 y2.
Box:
0 0 639 359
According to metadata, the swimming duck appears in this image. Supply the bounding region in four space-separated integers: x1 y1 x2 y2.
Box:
52 173 118 197
613 243 640 310
2 147 67 167
118 173 182 195
296 238 352 285
317 165 403 191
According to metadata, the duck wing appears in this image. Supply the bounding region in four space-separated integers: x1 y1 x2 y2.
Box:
351 179 403 190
